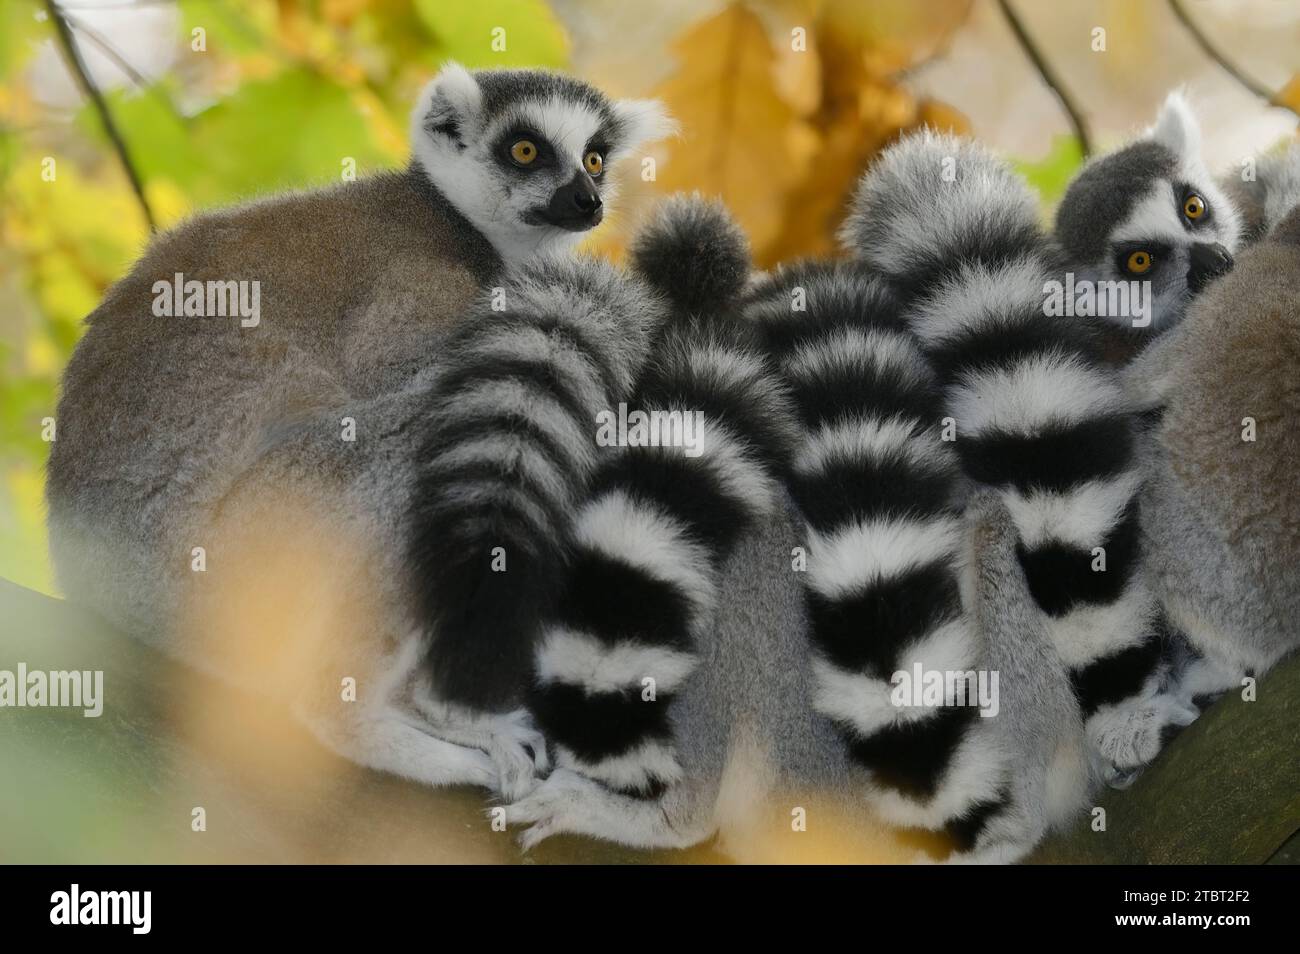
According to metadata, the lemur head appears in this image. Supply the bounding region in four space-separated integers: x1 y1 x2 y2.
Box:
411 63 675 267
1055 92 1241 332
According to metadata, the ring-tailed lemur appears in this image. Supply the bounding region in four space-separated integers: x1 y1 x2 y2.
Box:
1055 92 1241 365
406 65 678 713
1047 94 1255 774
408 259 668 716
504 148 1096 861
840 132 1176 791
506 198 1003 825
46 64 672 798
524 196 799 797
507 113 1290 861
1123 141 1300 709
742 260 1006 833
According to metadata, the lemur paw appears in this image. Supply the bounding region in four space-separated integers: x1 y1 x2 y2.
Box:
502 768 605 851
1087 693 1200 788
487 710 551 802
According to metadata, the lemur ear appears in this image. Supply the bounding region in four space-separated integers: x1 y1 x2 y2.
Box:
610 98 678 156
412 62 482 148
1147 90 1201 158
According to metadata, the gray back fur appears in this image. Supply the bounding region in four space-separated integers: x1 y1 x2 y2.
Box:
1130 205 1300 676
45 169 494 680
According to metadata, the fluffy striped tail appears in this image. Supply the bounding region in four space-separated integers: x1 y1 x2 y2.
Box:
745 261 1007 849
528 197 797 795
843 133 1163 763
408 257 664 711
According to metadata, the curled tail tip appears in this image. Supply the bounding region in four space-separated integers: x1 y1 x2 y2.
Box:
629 193 751 316
841 130 1040 268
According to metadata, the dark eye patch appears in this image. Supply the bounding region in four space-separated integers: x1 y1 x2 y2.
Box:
492 126 556 175
1113 240 1172 275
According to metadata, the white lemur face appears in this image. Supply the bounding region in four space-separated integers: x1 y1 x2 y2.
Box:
411 63 675 267
1056 92 1242 332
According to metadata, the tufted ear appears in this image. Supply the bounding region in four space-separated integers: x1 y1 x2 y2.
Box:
412 62 482 149
1147 90 1201 158
610 98 678 156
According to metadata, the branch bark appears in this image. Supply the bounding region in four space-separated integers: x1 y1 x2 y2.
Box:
996 0 1092 157
44 0 156 231
1167 0 1299 119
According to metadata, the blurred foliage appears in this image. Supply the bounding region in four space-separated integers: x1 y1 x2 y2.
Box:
1011 134 1085 212
0 0 1002 595
0 0 572 593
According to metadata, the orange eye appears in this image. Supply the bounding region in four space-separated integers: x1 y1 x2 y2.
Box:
510 140 538 165
584 150 604 176
1183 194 1206 220
1127 250 1153 274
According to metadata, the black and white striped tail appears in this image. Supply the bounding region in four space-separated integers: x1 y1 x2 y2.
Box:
842 132 1163 727
745 261 1007 849
528 197 797 795
408 258 663 711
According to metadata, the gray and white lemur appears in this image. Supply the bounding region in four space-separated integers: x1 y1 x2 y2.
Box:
1055 92 1240 363
45 64 672 796
1115 132 1300 709
497 103 1295 860
525 197 800 796
1048 94 1292 776
503 141 1096 862
504 117 1288 858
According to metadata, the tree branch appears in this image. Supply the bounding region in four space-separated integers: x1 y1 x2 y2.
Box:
65 12 186 122
44 0 156 231
996 0 1092 157
1167 0 1298 119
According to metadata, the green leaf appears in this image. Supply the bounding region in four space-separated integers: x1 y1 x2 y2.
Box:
415 0 569 69
101 69 393 205
0 2 49 78
1012 135 1085 213
176 0 270 57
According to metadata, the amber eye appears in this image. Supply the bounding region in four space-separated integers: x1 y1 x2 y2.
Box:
1183 193 1206 220
584 150 604 176
1127 250 1153 274
510 140 538 165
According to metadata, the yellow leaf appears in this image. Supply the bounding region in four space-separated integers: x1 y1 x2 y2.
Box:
751 0 825 116
651 3 817 264
763 5 969 264
1273 75 1300 115
820 0 972 77
25 336 59 376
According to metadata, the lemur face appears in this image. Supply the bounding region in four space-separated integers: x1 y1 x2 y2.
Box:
412 64 674 267
1055 93 1241 332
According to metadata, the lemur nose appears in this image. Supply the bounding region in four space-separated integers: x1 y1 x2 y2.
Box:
545 172 603 226
1187 242 1233 293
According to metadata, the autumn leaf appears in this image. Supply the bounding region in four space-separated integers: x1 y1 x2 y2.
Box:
764 0 971 262
1272 74 1300 116
650 3 818 264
